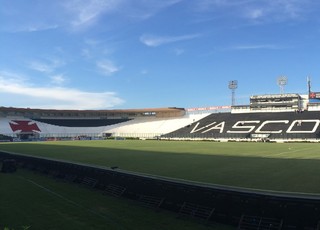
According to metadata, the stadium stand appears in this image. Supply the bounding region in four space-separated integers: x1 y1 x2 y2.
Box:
80 176 98 189
164 110 320 140
103 184 126 197
33 118 131 127
0 106 209 140
103 113 209 138
237 215 283 230
178 202 215 222
1 92 320 141
138 194 165 210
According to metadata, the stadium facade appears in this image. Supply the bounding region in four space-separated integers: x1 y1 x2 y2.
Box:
1 91 320 142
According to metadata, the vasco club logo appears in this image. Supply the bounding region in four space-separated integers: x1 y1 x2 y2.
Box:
9 120 41 133
190 119 320 134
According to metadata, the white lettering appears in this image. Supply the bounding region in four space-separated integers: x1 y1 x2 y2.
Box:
191 122 217 133
287 120 320 133
227 120 260 133
255 120 289 133
202 122 225 133
190 119 320 135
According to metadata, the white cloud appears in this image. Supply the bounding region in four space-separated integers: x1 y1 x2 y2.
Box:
60 0 184 31
2 0 183 33
276 0 301 18
121 0 183 20
194 0 312 23
0 71 124 109
63 0 123 28
27 58 65 73
28 61 52 73
81 38 114 60
96 59 120 76
50 74 66 85
12 24 59 33
246 8 264 19
140 34 201 47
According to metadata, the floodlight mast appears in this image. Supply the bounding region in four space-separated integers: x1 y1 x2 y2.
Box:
228 80 238 106
277 76 287 94
307 76 311 95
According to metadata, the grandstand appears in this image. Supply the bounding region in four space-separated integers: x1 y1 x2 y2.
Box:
2 90 320 229
164 110 320 140
1 91 320 142
164 93 320 141
0 106 208 141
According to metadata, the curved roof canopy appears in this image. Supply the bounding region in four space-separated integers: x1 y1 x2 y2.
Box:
0 106 186 118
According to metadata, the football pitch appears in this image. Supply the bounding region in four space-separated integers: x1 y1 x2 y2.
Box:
1 140 320 194
1 168 234 230
1 140 246 230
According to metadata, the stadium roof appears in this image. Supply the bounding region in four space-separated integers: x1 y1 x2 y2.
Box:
0 106 185 117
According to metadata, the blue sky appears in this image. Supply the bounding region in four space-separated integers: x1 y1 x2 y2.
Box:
1 0 320 110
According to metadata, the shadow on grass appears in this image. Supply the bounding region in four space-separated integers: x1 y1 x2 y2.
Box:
1 169 230 230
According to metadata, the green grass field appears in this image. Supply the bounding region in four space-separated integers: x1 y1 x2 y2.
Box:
1 140 320 229
1 140 320 193
0 168 233 230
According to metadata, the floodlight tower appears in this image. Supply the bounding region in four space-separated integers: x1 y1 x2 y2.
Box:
228 80 238 106
277 76 287 94
307 76 311 95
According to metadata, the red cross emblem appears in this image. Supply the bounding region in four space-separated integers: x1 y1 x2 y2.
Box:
310 92 316 99
9 120 41 133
